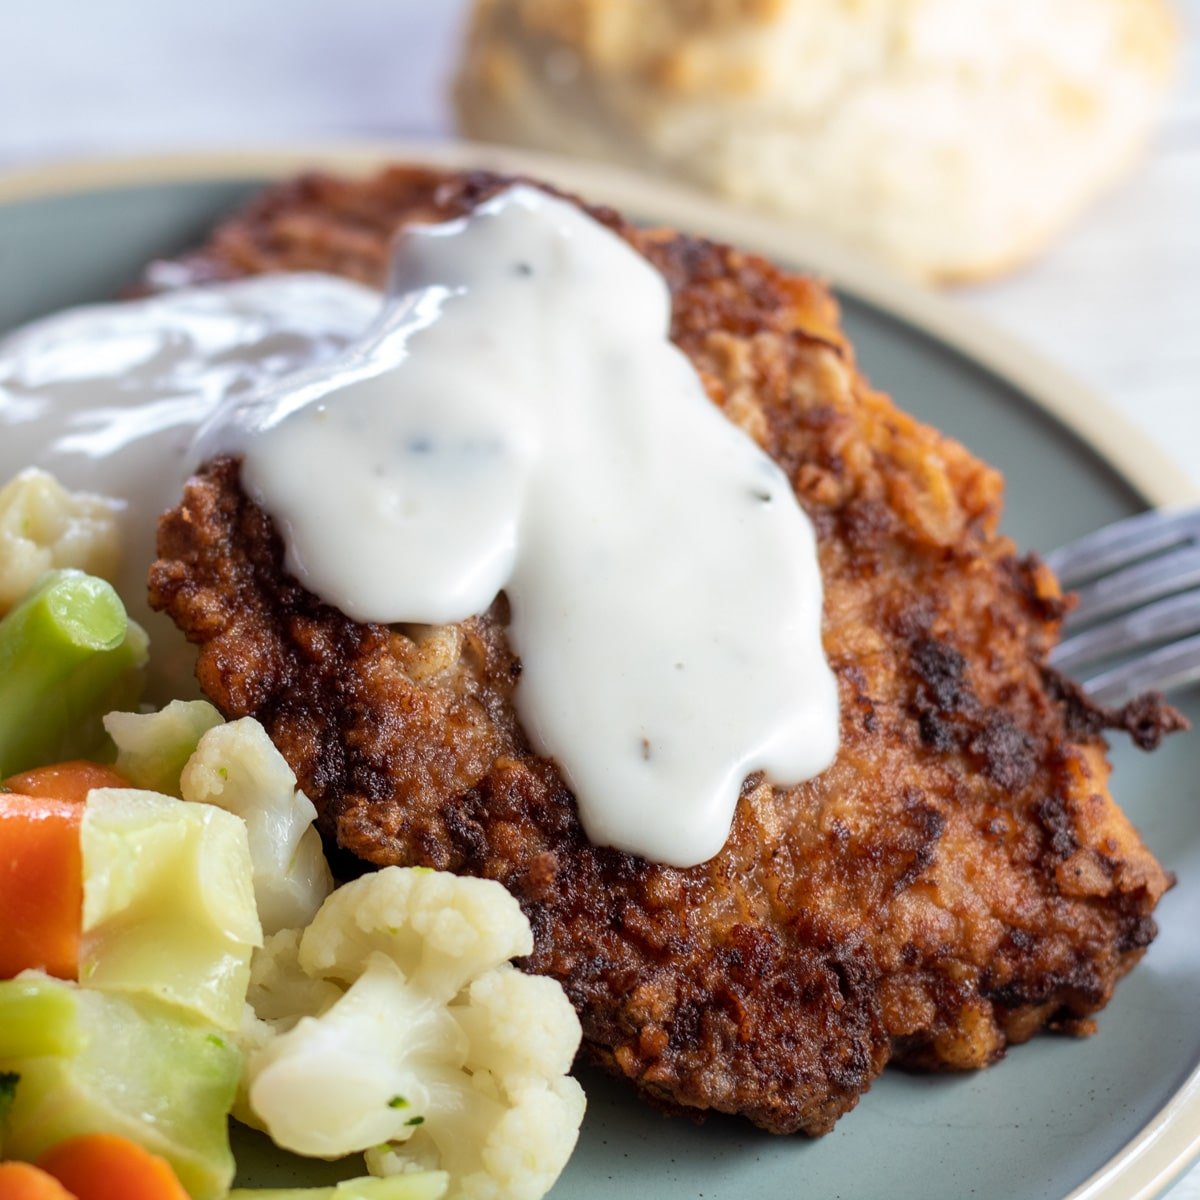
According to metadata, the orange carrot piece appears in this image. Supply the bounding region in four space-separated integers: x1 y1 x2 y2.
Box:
37 1135 188 1200
0 763 126 980
0 1161 77 1200
2 762 128 805
0 795 83 980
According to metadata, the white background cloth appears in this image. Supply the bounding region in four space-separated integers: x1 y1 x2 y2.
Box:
2 2 1199 1193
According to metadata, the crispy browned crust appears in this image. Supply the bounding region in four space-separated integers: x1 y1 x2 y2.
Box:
147 167 1175 1135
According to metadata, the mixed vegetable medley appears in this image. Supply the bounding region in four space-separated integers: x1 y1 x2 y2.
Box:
0 468 586 1198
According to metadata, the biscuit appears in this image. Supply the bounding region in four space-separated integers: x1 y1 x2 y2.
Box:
454 0 1178 281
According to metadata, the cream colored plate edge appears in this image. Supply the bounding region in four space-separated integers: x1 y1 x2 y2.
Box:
1 141 1197 1200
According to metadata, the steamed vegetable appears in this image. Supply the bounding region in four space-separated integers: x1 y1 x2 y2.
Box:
37 1133 190 1200
3 762 130 804
228 1174 448 1200
105 706 334 936
242 867 585 1200
0 570 147 777
0 974 240 1200
0 763 133 981
180 720 333 935
0 976 81 1059
0 469 119 617
80 789 262 1031
245 928 341 1031
104 702 224 798
0 1161 75 1199
0 794 83 980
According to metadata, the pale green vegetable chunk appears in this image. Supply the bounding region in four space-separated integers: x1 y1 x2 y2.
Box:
0 973 240 1200
0 974 83 1059
104 706 333 934
104 699 225 796
180 718 333 935
228 1173 448 1199
81 788 263 1031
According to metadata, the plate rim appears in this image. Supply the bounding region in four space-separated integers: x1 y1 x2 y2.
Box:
1 141 1197 1200
1 140 1195 516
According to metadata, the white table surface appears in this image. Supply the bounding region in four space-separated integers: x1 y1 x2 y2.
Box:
3 2 1198 1195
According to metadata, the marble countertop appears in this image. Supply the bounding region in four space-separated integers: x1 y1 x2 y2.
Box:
2 1 1197 1194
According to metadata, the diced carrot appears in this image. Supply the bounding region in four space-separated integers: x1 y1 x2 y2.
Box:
0 763 128 980
2 762 128 805
0 796 83 980
37 1135 188 1200
0 1161 77 1200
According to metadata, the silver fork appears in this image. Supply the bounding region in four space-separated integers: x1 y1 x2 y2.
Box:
1045 505 1200 706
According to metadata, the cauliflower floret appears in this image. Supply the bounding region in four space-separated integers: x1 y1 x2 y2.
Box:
234 928 344 1132
251 951 468 1156
0 468 120 614
400 1075 589 1200
298 864 532 999
248 928 341 1031
180 719 334 934
105 707 333 935
244 867 586 1200
453 966 581 1083
105 699 225 796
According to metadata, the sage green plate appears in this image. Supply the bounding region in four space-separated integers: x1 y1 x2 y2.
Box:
1 146 1197 1200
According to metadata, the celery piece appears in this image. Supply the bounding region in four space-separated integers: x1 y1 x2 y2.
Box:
81 789 262 1031
0 974 240 1200
104 700 225 797
0 973 83 1058
227 1173 449 1200
0 569 148 776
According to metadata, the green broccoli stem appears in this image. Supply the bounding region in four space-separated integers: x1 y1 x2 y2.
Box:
0 569 149 777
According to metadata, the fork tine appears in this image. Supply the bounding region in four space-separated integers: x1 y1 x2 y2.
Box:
1063 544 1200 630
1050 589 1200 674
1084 633 1200 707
1044 505 1200 590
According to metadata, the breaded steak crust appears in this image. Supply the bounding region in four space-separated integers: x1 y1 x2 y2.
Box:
149 168 1177 1135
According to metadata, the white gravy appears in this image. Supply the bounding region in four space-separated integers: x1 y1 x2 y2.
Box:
0 275 380 697
196 186 839 866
